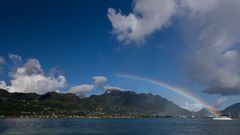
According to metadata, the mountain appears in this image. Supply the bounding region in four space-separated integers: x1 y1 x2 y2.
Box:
0 89 191 117
0 89 11 97
83 89 191 116
195 108 213 117
222 103 240 118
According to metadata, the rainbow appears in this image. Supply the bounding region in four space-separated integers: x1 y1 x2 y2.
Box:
116 73 220 117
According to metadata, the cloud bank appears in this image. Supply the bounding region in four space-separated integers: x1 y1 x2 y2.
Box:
0 55 112 95
108 0 240 95
0 55 119 96
0 58 66 94
185 0 240 95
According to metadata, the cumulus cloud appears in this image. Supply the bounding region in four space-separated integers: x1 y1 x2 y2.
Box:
0 56 5 65
185 0 240 95
108 0 176 44
93 76 108 86
182 0 240 95
0 81 7 89
0 55 109 95
0 58 66 94
67 76 108 94
108 0 240 95
67 84 94 94
181 0 219 15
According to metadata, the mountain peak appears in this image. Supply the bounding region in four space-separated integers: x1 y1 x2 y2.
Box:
0 88 10 97
0 89 191 117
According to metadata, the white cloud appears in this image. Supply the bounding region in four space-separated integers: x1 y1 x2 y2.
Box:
185 0 240 95
108 0 176 44
0 58 66 94
67 84 94 94
93 76 108 86
107 0 222 45
108 0 240 95
9 54 23 65
0 56 5 65
1 55 109 95
9 54 22 62
182 102 203 112
181 0 219 15
103 85 127 91
0 81 7 89
67 76 108 94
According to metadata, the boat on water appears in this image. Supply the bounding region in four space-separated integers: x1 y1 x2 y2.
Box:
213 111 233 120
213 116 232 120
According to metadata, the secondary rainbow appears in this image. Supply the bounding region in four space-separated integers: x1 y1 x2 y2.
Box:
116 73 220 117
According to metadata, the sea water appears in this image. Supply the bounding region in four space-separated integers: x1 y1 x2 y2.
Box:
0 118 239 135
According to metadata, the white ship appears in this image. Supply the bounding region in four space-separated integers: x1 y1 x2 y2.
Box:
213 112 232 120
213 116 232 120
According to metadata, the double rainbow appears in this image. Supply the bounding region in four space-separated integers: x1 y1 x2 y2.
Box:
116 73 220 117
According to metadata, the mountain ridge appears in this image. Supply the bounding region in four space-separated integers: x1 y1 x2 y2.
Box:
1 88 240 118
0 88 191 117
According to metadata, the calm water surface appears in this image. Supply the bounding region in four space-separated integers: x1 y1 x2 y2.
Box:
0 118 239 135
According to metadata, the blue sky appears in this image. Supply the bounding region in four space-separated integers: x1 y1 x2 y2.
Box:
1 0 240 111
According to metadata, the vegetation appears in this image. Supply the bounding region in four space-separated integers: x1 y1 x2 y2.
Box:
0 89 192 118
1 88 239 118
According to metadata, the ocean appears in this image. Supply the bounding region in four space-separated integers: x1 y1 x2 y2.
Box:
0 118 239 135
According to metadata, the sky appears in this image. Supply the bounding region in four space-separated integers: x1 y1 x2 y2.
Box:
1 0 240 111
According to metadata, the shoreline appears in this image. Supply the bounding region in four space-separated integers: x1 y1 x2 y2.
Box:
0 115 213 119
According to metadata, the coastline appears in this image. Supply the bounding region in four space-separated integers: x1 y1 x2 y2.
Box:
0 115 212 119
